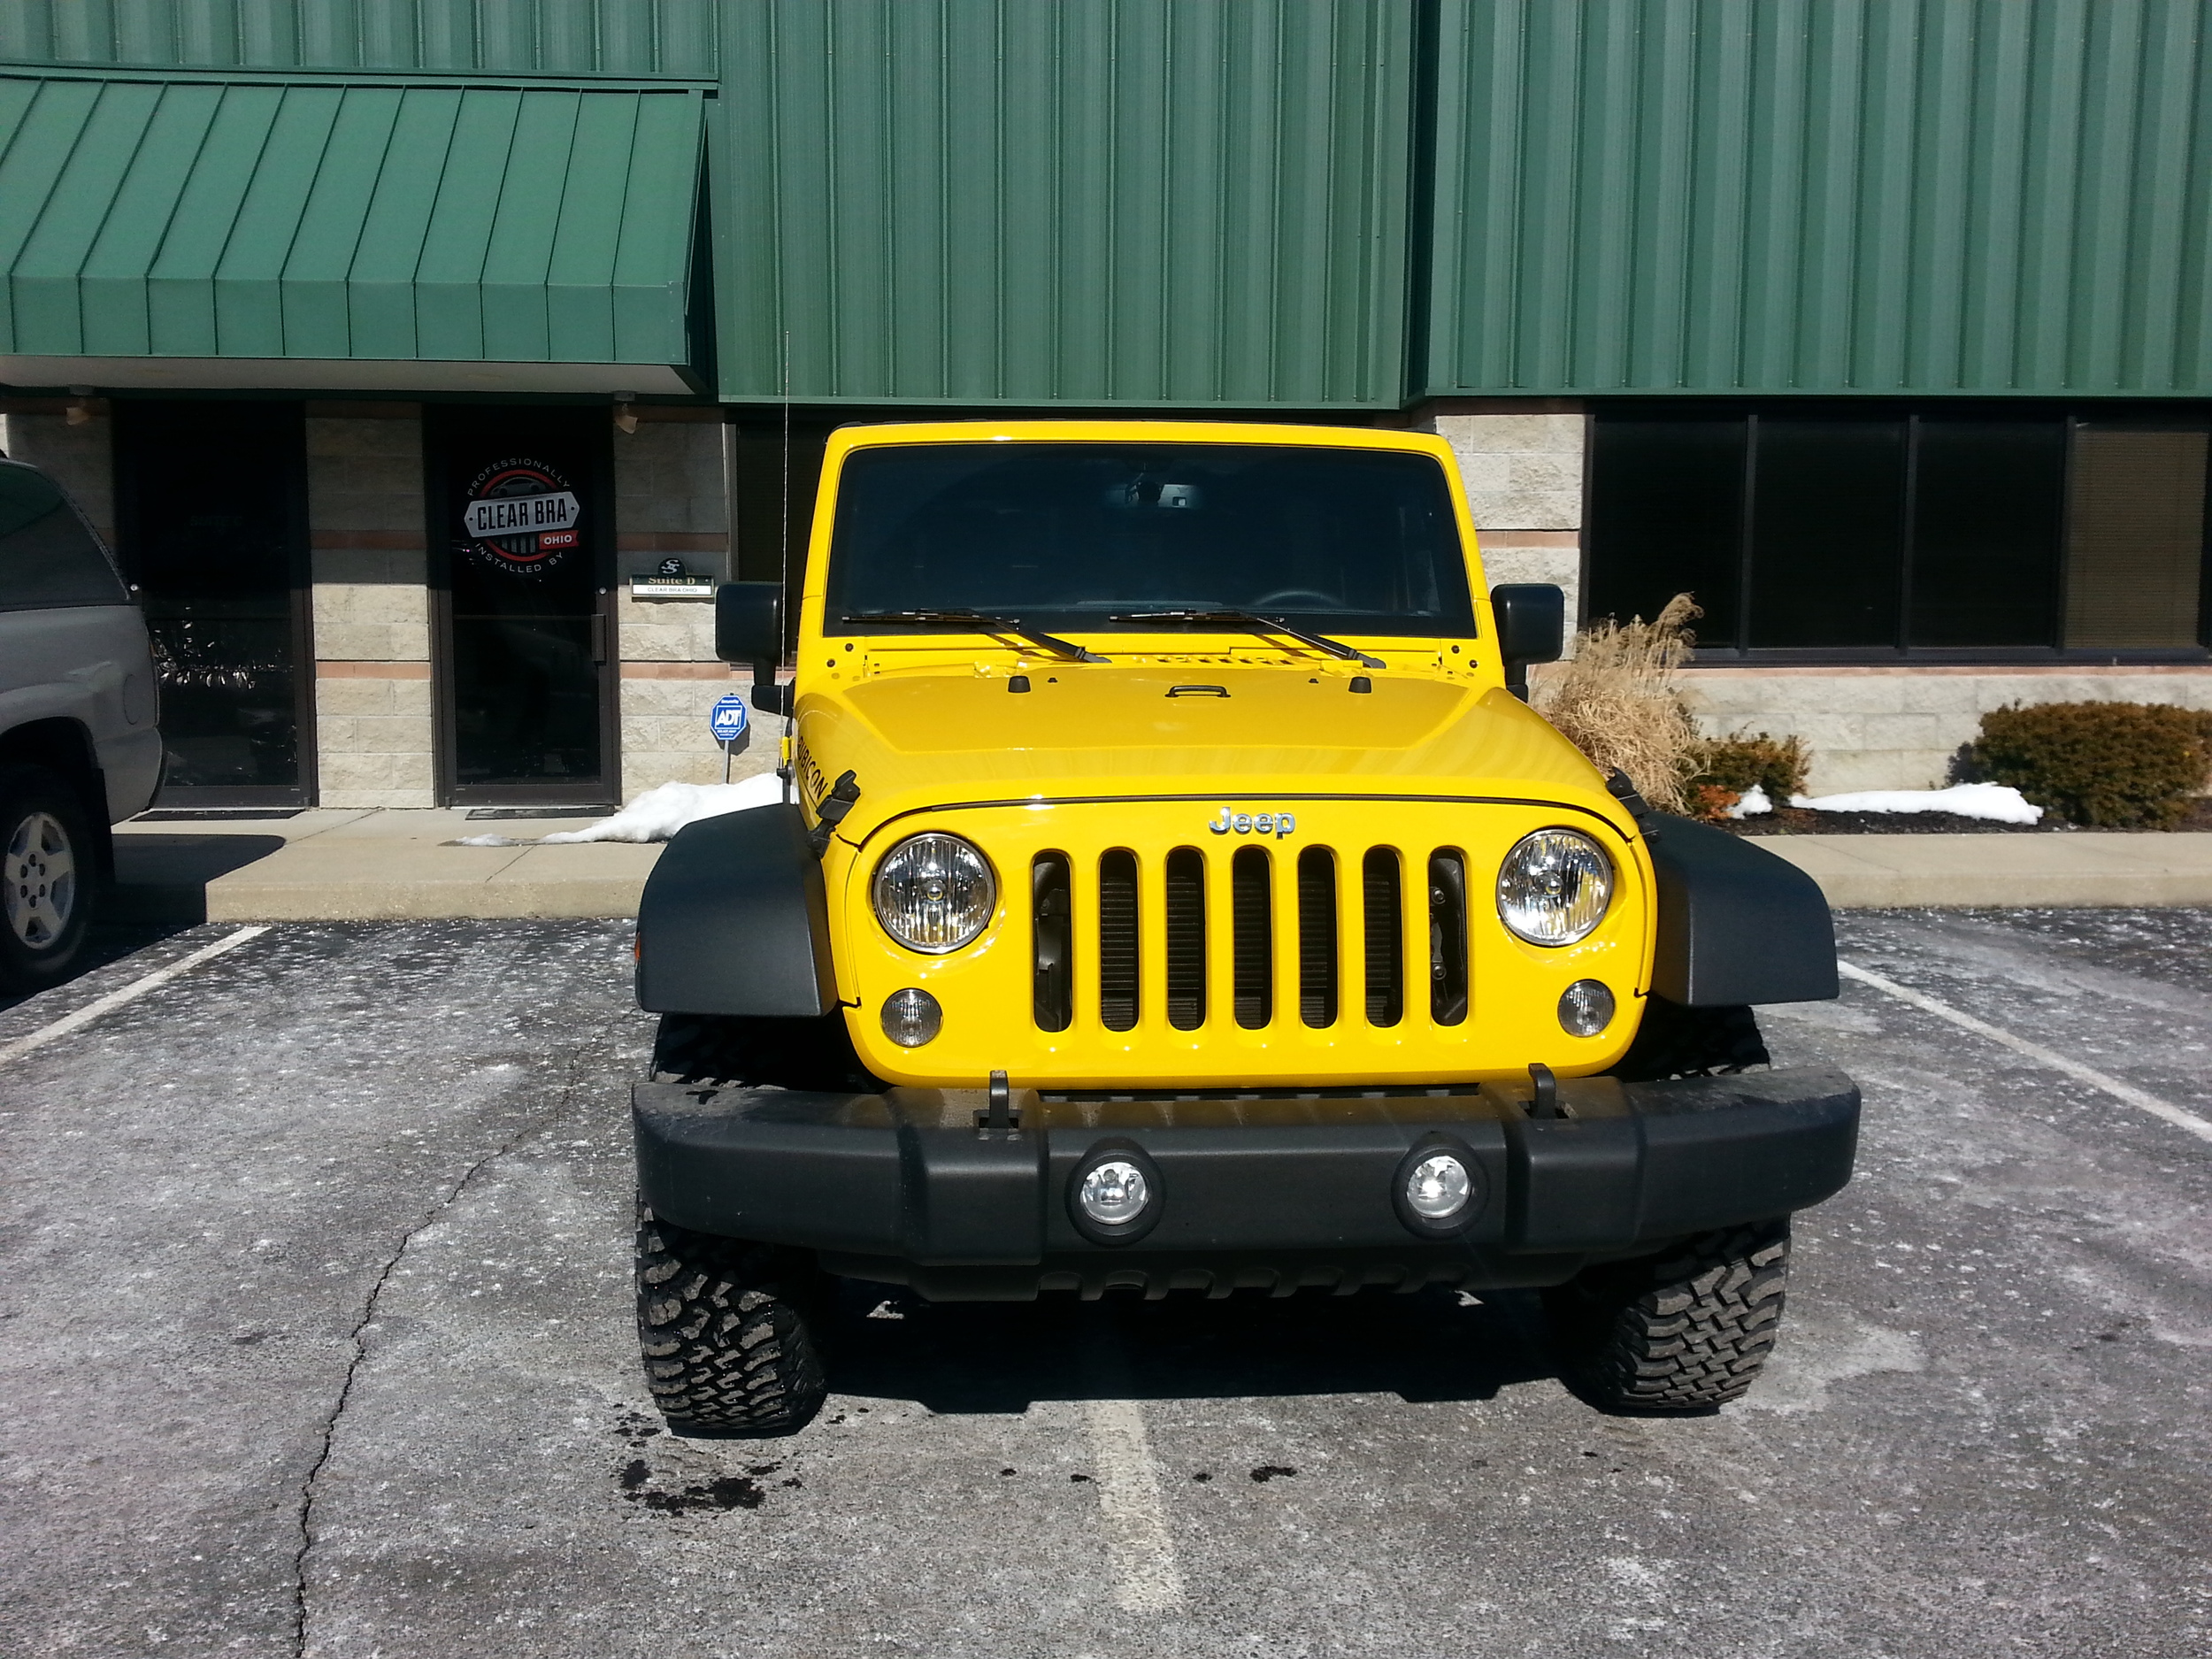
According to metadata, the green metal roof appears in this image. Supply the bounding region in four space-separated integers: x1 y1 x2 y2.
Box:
0 73 703 383
0 0 717 80
716 0 1413 408
1419 0 2212 398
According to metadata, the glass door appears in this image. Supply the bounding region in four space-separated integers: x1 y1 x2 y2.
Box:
427 407 617 807
113 400 313 807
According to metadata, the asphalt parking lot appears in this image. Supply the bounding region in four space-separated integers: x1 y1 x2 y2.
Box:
2 911 2208 1659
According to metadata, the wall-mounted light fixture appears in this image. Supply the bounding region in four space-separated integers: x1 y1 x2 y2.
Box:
613 392 638 434
65 385 95 426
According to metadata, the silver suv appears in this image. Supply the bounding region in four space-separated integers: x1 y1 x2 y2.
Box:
0 458 163 990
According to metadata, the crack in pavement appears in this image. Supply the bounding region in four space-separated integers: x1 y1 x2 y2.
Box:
288 1012 626 1657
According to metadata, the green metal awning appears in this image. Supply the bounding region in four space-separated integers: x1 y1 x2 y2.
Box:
0 75 705 393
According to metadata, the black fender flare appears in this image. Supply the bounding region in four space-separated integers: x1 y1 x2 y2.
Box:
1642 814 1838 1006
636 803 839 1018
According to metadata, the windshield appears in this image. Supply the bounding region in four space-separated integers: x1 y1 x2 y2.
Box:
824 443 1474 637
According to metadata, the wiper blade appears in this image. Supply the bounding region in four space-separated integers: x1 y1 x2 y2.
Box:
841 610 1110 664
1109 609 1385 670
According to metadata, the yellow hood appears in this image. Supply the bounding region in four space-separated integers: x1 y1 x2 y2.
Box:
797 661 1632 843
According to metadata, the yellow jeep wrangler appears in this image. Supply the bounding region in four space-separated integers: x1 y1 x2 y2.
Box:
631 421 1857 1432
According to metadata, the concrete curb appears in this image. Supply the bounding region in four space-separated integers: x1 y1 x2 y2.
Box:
108 815 2212 920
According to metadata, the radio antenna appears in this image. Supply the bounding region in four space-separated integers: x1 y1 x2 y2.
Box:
779 328 794 803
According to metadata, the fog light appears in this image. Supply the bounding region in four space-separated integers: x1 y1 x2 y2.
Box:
1404 1152 1471 1220
1078 1160 1148 1226
1558 979 1616 1037
880 987 942 1047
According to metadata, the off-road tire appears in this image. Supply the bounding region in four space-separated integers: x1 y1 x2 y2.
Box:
1609 996 1770 1081
0 763 98 992
1544 1220 1790 1412
636 1204 831 1436
650 1010 879 1092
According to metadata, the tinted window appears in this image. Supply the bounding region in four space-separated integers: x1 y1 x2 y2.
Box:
1587 419 1746 644
825 443 1473 635
1911 420 2064 647
1749 419 1905 649
0 462 128 611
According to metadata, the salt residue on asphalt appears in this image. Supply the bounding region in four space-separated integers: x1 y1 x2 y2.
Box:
1789 781 2044 824
538 774 784 843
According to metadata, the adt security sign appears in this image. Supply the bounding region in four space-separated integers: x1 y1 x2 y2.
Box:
709 694 749 744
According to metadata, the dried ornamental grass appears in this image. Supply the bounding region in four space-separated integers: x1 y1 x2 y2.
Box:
1533 594 1703 815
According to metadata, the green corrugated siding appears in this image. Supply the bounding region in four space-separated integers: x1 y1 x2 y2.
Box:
0 0 716 79
1421 0 2212 397
718 0 1414 407
0 75 702 365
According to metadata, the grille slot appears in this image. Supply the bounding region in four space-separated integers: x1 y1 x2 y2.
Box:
1428 849 1470 1025
1362 848 1403 1027
1098 849 1140 1031
1032 851 1072 1031
1296 847 1338 1027
1164 847 1207 1029
1232 846 1273 1029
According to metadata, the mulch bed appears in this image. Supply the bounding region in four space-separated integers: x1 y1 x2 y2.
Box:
1722 798 2212 836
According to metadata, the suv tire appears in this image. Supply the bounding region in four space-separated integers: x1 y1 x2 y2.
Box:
636 1204 831 1437
650 1010 878 1093
1543 1219 1791 1412
1609 995 1770 1081
0 764 97 992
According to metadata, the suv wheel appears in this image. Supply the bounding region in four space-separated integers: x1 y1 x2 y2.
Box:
1544 1220 1791 1412
0 764 97 992
1609 995 1770 1081
636 1204 830 1437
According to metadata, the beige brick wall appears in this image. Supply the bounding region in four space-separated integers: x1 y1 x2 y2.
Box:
1 404 117 543
1416 409 1586 621
306 406 435 808
1683 666 2212 795
615 411 739 798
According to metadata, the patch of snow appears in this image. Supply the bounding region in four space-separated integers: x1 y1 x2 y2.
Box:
538 774 785 843
1788 781 2043 824
1725 783 1772 818
451 833 524 847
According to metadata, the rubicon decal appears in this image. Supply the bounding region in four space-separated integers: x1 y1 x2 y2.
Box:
1210 807 1295 838
461 458 584 575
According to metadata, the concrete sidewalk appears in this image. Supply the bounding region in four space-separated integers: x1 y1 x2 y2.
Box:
108 809 2212 920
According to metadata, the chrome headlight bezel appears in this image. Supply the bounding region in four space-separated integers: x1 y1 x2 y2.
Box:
871 832 998 954
1496 827 1614 947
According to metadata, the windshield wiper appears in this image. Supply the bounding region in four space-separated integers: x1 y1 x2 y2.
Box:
1109 610 1385 670
841 609 1110 663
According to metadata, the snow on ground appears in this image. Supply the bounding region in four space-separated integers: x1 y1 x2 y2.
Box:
1789 781 2043 824
540 775 785 842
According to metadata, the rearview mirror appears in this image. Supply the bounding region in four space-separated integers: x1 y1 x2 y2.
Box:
1491 583 1564 702
716 581 792 714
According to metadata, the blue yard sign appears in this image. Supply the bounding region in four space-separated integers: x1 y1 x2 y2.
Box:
709 693 749 744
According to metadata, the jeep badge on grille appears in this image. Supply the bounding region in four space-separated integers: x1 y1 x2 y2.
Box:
1210 807 1295 838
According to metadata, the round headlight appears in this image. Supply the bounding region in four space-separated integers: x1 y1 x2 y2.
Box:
872 833 997 953
1497 828 1613 946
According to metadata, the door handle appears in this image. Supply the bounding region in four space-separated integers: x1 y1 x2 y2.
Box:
590 613 610 665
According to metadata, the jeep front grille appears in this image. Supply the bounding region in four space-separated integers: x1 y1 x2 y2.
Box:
1029 841 1471 1036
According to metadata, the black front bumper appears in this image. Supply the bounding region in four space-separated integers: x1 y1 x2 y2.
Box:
633 1066 1859 1300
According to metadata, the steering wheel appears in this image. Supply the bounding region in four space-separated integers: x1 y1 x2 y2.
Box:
1248 588 1338 611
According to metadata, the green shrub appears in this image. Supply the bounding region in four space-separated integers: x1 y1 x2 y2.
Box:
1692 732 1810 805
1970 702 2212 828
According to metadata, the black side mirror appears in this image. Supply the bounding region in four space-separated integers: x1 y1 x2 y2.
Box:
1491 583 1564 702
716 581 792 714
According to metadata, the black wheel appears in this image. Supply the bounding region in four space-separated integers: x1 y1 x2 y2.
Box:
1544 1220 1791 1412
650 1010 878 1092
0 764 98 992
636 1205 831 1437
1609 995 1770 1081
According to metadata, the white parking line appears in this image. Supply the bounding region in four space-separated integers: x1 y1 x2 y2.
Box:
0 926 271 1066
1839 958 2212 1146
1081 1394 1187 1613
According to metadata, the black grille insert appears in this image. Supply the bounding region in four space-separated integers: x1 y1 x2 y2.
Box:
1428 849 1470 1025
1362 847 1402 1027
1232 846 1273 1028
1032 851 1072 1031
1164 847 1207 1030
1297 846 1338 1027
1098 849 1140 1031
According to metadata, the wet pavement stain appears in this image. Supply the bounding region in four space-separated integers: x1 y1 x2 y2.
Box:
1249 1465 1297 1483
